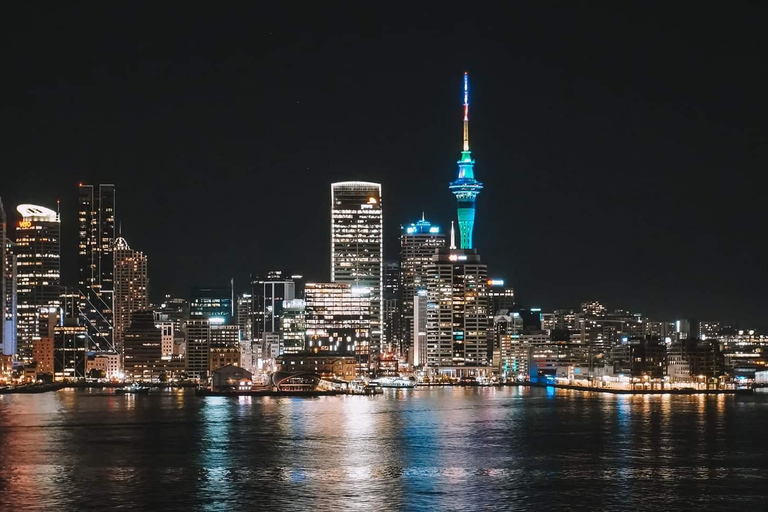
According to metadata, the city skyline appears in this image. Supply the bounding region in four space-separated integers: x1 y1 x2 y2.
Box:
3 4 767 329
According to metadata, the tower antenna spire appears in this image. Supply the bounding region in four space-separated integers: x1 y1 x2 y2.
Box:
463 72 470 152
450 221 456 250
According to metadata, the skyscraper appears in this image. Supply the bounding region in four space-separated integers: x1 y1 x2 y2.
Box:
382 260 400 355
449 72 483 250
113 237 149 356
399 216 445 363
330 181 383 370
425 225 490 375
78 184 116 351
15 204 61 362
190 286 233 324
0 197 16 358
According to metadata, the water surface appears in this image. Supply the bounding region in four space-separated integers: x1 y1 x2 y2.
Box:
1 387 766 510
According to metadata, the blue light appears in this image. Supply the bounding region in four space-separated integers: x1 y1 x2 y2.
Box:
429 226 440 233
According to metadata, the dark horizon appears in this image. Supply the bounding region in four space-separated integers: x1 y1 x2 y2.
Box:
3 4 767 328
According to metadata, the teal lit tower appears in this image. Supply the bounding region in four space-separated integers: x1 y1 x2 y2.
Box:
449 72 483 250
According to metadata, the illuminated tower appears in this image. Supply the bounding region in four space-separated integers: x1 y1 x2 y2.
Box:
15 204 61 362
449 72 483 250
330 182 383 373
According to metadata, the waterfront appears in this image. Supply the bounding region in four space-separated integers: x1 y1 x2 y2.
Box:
1 387 767 511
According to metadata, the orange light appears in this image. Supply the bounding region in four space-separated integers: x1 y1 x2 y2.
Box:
18 220 31 228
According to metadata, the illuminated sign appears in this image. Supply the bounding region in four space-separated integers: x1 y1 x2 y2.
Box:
487 279 504 286
18 220 31 228
428 227 440 233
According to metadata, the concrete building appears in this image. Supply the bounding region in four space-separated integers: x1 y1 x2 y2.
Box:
330 181 383 371
32 336 54 377
113 237 148 355
399 216 445 364
185 319 210 380
425 241 490 375
86 351 120 379
209 324 241 373
123 310 163 382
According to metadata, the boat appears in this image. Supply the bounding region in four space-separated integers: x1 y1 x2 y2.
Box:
115 384 151 394
372 377 416 389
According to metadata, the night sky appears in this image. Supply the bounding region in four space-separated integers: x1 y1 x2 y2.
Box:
3 4 767 327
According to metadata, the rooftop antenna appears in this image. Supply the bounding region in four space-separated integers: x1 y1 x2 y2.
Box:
450 221 456 250
463 71 470 152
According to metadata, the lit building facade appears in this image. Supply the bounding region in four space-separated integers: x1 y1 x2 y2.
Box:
250 271 299 338
190 287 233 324
113 237 148 356
305 282 371 375
330 182 383 371
449 73 483 250
15 204 61 363
53 325 88 381
399 216 445 364
0 197 17 357
77 183 116 352
123 310 162 381
382 260 400 355
209 324 241 373
281 299 306 354
425 246 490 374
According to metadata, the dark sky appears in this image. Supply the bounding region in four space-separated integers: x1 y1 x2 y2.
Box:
3 4 767 327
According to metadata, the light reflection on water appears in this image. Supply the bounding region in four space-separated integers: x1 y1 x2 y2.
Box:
0 387 767 510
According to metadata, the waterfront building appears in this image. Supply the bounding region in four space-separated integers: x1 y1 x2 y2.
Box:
209 324 241 373
32 335 54 376
0 197 18 357
276 353 357 381
113 237 148 356
280 299 306 354
305 282 371 375
185 319 210 380
211 365 253 392
330 181 383 371
77 183 116 352
53 324 88 381
399 216 445 364
190 286 233 324
15 204 61 362
250 271 299 338
123 310 162 381
610 338 667 378
410 289 429 367
85 351 120 379
449 72 483 250
425 231 490 375
382 260 400 355
667 338 724 384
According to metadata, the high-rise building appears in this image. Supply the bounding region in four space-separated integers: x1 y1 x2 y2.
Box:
190 286 233 324
77 184 116 352
488 279 515 314
0 197 17 358
185 319 210 380
236 293 254 342
113 237 148 356
425 236 490 375
449 72 483 250
53 324 88 381
156 295 188 335
399 216 445 363
382 260 400 355
330 181 383 370
250 271 298 338
304 282 371 375
15 204 61 362
411 289 429 367
281 299 306 354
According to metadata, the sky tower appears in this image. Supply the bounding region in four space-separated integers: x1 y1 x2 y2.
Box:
449 72 483 250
